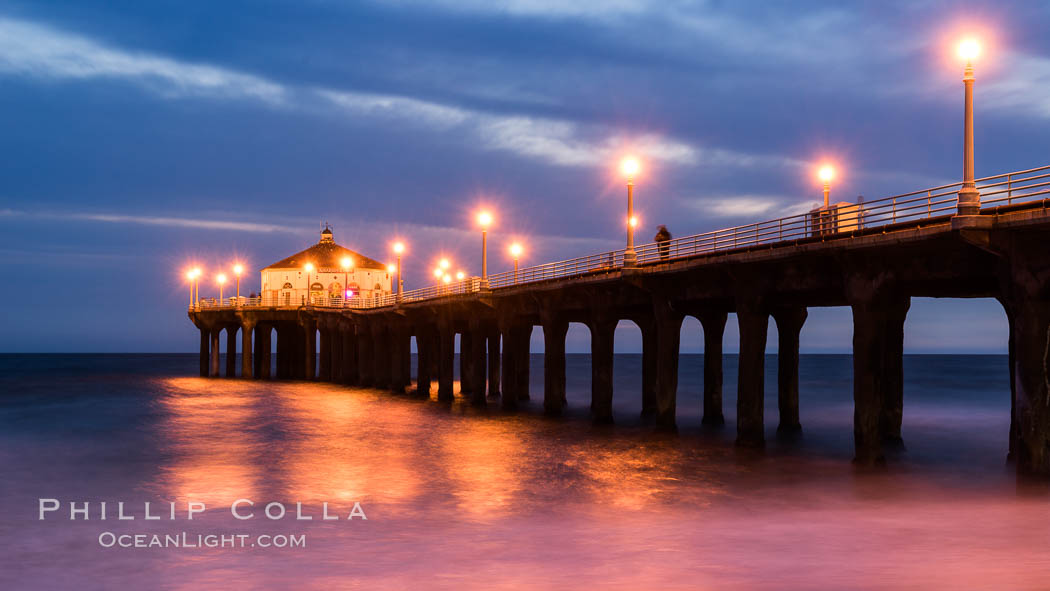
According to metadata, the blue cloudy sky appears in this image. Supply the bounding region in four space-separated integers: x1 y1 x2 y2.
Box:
1 0 1044 353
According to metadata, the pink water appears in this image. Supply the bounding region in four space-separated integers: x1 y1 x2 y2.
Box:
1 354 1048 590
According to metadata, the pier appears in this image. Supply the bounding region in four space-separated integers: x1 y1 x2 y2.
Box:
189 166 1050 475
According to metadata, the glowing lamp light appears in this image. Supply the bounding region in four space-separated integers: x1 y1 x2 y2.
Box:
216 273 227 285
509 243 523 257
233 263 244 276
304 262 315 273
433 268 443 278
340 256 354 270
345 289 355 298
620 156 640 178
957 39 981 61
629 216 639 228
393 242 405 254
477 211 493 227
190 267 202 279
439 258 450 270
818 165 835 183
456 271 466 280
185 270 195 281
387 263 396 273
442 274 452 284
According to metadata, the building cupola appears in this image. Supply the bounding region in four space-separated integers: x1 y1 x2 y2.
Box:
320 224 334 244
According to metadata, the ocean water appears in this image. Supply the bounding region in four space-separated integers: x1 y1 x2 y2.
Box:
1 353 1047 590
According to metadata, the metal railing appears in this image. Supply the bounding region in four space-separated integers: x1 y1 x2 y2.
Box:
487 249 625 289
630 165 1050 265
189 165 1050 313
192 293 399 311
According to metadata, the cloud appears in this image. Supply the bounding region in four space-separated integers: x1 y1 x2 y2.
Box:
0 208 302 233
70 214 300 233
0 14 838 175
0 207 619 259
685 194 820 219
0 14 707 170
376 0 654 19
982 52 1050 119
320 88 699 167
316 89 470 128
0 17 286 104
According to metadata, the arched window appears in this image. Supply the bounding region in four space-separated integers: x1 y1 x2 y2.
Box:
282 282 293 289
310 282 324 291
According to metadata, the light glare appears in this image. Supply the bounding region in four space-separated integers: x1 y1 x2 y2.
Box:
620 157 640 178
957 39 981 61
818 165 835 182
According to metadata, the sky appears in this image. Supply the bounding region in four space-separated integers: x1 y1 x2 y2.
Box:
0 0 1045 353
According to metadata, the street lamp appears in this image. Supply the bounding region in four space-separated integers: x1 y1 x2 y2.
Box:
304 262 314 305
477 211 492 286
509 242 523 283
957 38 982 215
185 265 201 308
392 241 405 299
620 156 640 266
818 165 835 208
340 256 353 305
233 263 244 302
456 270 466 281
216 273 227 303
185 270 195 307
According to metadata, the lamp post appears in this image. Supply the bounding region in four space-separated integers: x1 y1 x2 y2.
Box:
620 157 640 266
340 256 353 306
818 165 834 209
186 271 195 307
188 268 201 308
217 273 227 303
509 242 523 283
392 242 405 301
957 38 982 215
304 262 314 306
477 211 492 287
233 263 244 303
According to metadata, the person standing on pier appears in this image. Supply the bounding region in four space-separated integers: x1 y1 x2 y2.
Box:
655 225 672 260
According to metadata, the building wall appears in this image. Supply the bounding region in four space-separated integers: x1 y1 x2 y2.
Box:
260 267 392 304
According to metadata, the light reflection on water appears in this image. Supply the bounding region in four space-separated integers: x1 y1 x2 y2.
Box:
1 354 1048 590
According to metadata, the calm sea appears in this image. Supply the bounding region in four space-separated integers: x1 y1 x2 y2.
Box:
1 353 1047 590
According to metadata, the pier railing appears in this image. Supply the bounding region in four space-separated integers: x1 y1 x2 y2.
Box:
190 165 1050 312
629 165 1050 265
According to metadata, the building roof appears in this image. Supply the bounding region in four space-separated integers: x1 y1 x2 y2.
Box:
262 229 387 271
